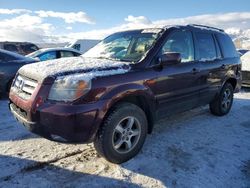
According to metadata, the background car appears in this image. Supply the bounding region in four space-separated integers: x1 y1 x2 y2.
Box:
241 51 250 86
26 48 82 61
0 49 37 97
0 42 39 55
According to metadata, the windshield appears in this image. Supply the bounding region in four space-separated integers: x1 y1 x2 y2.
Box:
82 29 163 63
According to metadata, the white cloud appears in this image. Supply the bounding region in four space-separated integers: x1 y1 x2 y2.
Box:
1 11 250 45
125 15 152 25
71 12 250 40
153 12 250 30
66 26 73 30
0 14 54 42
0 8 31 14
35 10 95 24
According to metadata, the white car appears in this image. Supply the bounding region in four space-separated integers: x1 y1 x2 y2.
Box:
241 51 250 86
26 47 81 61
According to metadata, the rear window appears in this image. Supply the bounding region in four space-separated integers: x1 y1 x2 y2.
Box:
196 33 217 61
21 44 39 53
4 44 18 52
216 33 238 58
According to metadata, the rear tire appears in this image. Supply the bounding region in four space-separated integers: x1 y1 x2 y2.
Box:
209 82 234 116
94 102 148 164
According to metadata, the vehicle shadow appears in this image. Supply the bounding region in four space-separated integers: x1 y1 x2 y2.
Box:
0 154 141 188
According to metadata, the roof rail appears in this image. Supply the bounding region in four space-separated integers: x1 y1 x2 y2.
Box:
187 24 224 32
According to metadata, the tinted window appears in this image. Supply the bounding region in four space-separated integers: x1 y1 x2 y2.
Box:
4 44 18 52
21 44 39 53
216 33 238 58
161 31 194 62
38 51 57 61
73 44 80 51
60 51 74 58
196 33 217 61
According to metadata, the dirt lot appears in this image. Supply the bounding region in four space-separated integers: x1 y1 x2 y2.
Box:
0 90 250 188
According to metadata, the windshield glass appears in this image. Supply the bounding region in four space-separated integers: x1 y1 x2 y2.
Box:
82 29 163 63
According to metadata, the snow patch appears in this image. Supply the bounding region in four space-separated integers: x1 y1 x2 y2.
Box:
19 56 130 82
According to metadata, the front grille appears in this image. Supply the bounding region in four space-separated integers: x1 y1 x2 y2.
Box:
12 74 38 100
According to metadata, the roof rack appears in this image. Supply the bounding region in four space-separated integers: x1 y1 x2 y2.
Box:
187 24 224 32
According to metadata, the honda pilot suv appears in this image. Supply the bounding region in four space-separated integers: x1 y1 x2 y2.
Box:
9 24 241 163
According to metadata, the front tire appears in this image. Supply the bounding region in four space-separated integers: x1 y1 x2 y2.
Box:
94 102 148 164
209 82 234 116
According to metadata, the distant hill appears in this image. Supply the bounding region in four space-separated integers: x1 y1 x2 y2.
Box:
225 28 250 50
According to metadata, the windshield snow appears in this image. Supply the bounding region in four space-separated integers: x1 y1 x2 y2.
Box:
82 30 162 63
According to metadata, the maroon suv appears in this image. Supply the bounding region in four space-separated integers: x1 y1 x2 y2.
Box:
9 25 241 163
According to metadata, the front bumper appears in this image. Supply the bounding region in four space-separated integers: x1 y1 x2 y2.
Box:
9 99 107 143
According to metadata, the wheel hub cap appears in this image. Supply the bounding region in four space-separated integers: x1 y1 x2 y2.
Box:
112 116 141 154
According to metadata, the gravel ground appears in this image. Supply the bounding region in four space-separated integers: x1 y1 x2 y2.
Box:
0 89 250 188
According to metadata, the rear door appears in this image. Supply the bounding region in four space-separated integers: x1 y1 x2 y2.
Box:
154 30 202 118
193 32 224 104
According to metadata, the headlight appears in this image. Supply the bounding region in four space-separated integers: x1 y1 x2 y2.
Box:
48 76 91 102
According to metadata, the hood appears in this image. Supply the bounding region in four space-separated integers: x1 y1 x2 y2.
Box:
18 56 130 82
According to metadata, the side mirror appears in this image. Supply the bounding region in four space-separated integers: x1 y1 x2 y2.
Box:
158 52 181 65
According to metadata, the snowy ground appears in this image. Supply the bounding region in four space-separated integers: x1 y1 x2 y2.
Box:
0 89 250 188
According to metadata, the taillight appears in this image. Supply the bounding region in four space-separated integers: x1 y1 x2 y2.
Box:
32 96 44 113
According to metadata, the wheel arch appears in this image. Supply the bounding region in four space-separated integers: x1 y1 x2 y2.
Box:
107 95 156 134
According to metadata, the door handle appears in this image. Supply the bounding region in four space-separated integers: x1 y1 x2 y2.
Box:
192 68 200 74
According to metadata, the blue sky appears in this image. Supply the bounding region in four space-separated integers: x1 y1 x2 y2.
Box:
0 0 250 42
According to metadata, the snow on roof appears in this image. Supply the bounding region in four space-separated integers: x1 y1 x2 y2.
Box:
241 51 250 71
19 56 130 82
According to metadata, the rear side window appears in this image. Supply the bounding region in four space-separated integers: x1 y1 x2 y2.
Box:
60 51 75 58
4 44 18 53
196 33 217 61
216 33 238 58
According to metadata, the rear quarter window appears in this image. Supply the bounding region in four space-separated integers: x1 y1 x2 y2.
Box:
216 33 238 58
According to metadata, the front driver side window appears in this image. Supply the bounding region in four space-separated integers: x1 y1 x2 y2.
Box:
161 31 194 63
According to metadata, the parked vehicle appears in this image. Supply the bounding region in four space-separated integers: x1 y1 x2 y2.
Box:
0 42 39 55
0 49 37 97
9 24 241 163
241 51 250 86
66 39 100 54
26 48 81 61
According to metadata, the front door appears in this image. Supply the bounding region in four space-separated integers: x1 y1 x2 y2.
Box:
153 30 202 119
